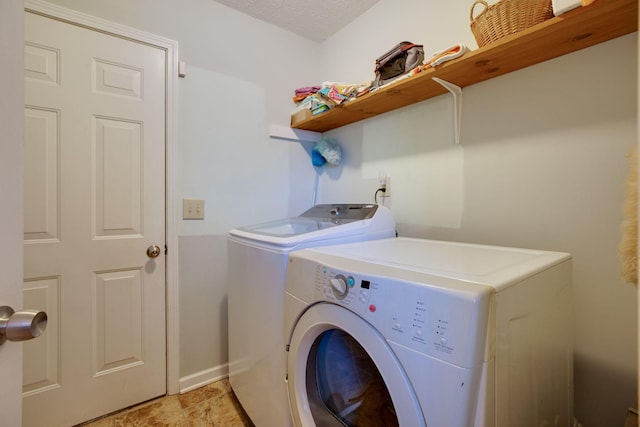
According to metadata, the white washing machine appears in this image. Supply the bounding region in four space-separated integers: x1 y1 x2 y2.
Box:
284 237 573 426
228 204 396 427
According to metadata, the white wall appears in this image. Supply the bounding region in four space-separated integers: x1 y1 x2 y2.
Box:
0 0 24 424
35 1 638 425
310 1 638 426
45 0 324 383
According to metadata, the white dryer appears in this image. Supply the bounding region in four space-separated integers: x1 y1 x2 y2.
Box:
228 204 396 427
284 237 573 426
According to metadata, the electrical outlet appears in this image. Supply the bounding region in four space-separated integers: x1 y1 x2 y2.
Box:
378 171 387 188
183 198 205 219
378 172 391 197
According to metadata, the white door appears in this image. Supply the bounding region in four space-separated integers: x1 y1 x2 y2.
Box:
0 1 25 426
23 10 166 426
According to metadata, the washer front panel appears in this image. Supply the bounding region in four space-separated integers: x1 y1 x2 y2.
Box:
312 263 491 368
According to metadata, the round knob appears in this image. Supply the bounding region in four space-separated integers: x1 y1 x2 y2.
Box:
147 244 162 258
330 274 349 299
7 310 47 341
0 306 48 345
330 277 347 294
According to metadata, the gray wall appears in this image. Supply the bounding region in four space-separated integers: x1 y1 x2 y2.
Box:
42 0 639 425
45 0 323 384
313 2 638 426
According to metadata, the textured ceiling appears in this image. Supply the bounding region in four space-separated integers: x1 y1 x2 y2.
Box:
212 0 380 42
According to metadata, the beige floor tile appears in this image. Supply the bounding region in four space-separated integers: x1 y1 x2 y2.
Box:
184 392 253 427
178 383 226 409
80 379 252 427
111 397 188 427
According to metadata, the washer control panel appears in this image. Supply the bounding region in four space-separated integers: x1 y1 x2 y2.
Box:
329 274 351 299
313 264 489 368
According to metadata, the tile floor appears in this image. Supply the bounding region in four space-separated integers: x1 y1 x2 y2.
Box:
80 378 254 426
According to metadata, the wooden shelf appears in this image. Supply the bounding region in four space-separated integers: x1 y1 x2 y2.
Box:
291 0 638 133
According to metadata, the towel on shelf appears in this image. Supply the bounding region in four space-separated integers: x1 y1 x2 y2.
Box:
424 44 468 68
618 146 638 286
402 44 469 80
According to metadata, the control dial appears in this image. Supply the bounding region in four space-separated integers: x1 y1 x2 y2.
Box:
330 274 348 299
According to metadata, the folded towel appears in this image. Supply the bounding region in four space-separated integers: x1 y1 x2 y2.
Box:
424 44 468 68
295 86 321 96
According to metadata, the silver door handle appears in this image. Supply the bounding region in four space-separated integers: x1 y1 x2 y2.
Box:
0 306 47 345
147 245 161 258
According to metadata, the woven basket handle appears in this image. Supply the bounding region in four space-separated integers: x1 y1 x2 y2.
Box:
470 0 489 22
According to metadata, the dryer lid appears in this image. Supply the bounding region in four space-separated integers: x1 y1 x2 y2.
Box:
228 204 395 247
233 217 342 238
298 204 380 221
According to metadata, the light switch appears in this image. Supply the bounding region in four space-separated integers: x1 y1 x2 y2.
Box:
183 198 204 220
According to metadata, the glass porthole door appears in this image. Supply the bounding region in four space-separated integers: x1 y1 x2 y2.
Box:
308 329 399 426
286 303 426 427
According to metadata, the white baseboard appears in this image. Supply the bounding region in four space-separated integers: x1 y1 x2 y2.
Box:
178 364 229 394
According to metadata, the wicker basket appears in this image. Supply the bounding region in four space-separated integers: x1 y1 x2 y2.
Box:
470 0 554 48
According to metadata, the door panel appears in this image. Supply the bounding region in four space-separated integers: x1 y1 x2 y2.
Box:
24 106 59 242
94 116 142 237
23 11 166 426
22 277 60 395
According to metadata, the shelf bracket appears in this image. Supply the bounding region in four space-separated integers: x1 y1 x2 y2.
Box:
432 77 462 145
269 125 322 143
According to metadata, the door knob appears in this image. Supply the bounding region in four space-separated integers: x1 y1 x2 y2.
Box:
147 244 162 258
0 306 47 345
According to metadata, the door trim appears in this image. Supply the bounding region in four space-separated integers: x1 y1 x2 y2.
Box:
24 0 181 395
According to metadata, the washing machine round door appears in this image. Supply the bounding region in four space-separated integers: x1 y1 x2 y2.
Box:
287 303 426 427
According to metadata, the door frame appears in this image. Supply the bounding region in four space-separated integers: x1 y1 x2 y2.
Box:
24 0 181 395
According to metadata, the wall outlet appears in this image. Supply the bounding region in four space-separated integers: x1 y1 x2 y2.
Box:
183 198 205 219
383 176 390 197
379 175 391 197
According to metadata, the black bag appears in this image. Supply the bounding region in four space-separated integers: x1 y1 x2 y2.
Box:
373 41 424 88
